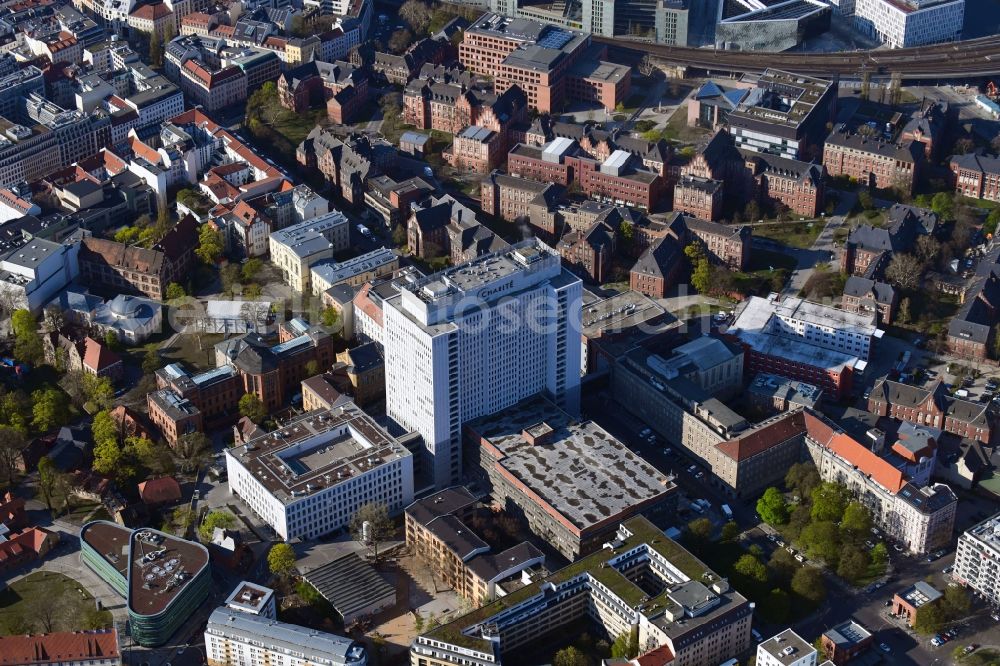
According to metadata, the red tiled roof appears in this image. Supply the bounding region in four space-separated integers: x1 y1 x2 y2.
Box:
635 645 675 665
137 477 181 504
803 412 905 493
130 2 172 20
0 629 119 665
82 337 121 373
716 410 806 462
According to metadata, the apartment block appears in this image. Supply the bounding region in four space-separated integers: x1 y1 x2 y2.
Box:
953 511 1000 607
411 516 753 666
404 486 545 602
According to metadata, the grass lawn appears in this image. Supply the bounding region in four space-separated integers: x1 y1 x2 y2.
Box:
664 103 712 144
752 221 823 249
157 333 227 371
751 248 798 272
955 647 998 665
0 572 113 635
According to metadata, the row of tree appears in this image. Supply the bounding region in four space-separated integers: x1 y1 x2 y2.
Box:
757 465 887 584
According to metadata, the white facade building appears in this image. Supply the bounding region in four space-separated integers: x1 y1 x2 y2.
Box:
854 0 964 48
383 239 582 488
734 293 882 363
954 511 1000 607
269 211 350 292
0 238 78 313
225 402 413 541
757 630 817 666
205 607 367 666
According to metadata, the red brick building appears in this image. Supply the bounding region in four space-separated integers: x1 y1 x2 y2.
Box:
950 151 1000 202
823 128 923 193
480 172 559 222
277 60 369 124
459 13 628 114
867 377 993 444
673 175 723 221
557 219 616 283
630 235 683 298
743 151 825 218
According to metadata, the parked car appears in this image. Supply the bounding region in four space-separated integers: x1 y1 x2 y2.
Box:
893 544 904 552
794 554 805 563
943 565 954 574
639 427 652 438
963 645 979 655
879 643 891 653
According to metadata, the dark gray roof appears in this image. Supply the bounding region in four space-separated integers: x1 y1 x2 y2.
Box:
424 514 489 560
632 236 681 280
465 541 544 580
405 486 477 526
949 150 1000 175
843 276 895 304
301 552 395 617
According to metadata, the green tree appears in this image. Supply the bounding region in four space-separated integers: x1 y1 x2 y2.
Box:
761 588 791 623
767 547 798 587
12 310 43 364
791 566 826 606
350 502 395 564
735 553 768 580
810 482 848 522
931 192 954 222
320 307 340 328
721 521 740 542
268 542 297 577
149 30 163 68
984 208 1000 237
104 330 121 352
198 510 238 541
304 360 320 377
195 224 224 265
238 393 266 424
0 425 26 487
914 600 946 635
684 242 712 294
840 501 872 541
165 283 186 300
241 258 263 282
142 349 161 374
115 226 142 245
801 520 840 563
942 585 971 619
392 224 408 248
553 646 588 666
870 542 889 571
37 456 61 513
31 388 68 433
744 199 761 222
897 297 912 325
757 487 789 525
836 544 870 583
785 462 821 500
610 630 638 659
220 264 242 295
685 517 714 552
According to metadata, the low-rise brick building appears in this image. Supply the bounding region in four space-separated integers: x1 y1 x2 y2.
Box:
950 151 1000 202
743 151 825 218
673 174 723 221
277 60 369 125
823 128 923 193
868 377 994 444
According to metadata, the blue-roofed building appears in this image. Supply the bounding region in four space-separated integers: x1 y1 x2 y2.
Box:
688 80 752 131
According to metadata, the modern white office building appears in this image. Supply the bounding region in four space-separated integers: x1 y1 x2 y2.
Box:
756 629 818 666
954 511 1000 607
268 210 350 292
383 239 582 489
853 0 964 48
225 401 414 541
205 607 367 666
733 293 882 362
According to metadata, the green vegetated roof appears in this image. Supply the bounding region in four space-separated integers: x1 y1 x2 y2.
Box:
423 517 715 651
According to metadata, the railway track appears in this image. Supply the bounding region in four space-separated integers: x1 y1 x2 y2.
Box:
599 34 1000 79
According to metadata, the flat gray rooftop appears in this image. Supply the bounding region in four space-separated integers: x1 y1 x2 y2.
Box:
469 398 675 530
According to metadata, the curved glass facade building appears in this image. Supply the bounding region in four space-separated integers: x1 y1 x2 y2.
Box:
81 521 211 647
